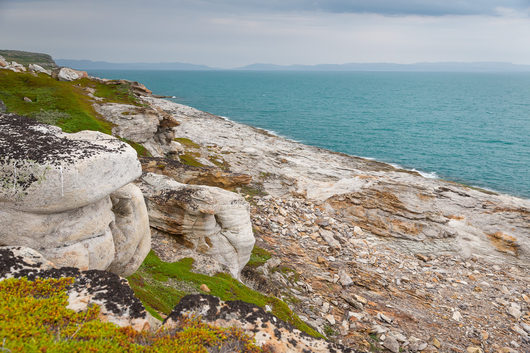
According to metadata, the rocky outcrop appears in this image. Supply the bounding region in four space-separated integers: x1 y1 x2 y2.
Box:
28 63 51 75
94 103 180 157
138 172 254 279
0 57 27 73
0 246 154 331
0 114 150 276
57 67 88 81
141 157 252 189
163 294 354 353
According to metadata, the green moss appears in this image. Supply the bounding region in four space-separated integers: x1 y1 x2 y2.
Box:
128 251 323 339
174 137 200 148
0 276 265 352
246 246 272 268
119 137 152 157
179 153 206 167
0 70 112 134
238 185 268 198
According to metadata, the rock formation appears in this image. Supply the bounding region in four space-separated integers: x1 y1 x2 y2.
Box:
0 114 150 276
57 67 88 81
28 63 51 75
163 294 353 353
94 103 181 157
141 156 252 189
0 246 154 331
138 172 255 279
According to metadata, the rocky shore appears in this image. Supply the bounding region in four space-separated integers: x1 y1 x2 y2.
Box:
142 96 530 352
0 55 528 352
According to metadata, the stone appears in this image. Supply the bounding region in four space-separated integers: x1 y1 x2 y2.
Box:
57 67 88 81
141 157 251 189
0 114 148 276
200 284 211 293
377 312 393 324
319 229 341 249
138 172 255 279
0 55 7 67
383 336 400 353
507 302 522 319
23 97 32 102
339 269 353 286
453 310 462 321
433 337 441 348
326 314 336 325
28 63 51 75
0 247 155 331
7 61 26 72
0 114 142 212
353 225 364 235
163 294 353 353
0 99 6 113
107 183 151 276
467 347 483 353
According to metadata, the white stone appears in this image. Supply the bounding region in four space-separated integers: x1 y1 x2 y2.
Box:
108 183 151 276
138 172 255 279
57 67 86 81
28 63 51 75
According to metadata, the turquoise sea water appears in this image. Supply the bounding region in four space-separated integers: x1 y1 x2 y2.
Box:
89 70 530 198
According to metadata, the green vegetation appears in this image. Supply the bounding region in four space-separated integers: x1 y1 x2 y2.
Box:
0 276 265 352
174 137 201 149
0 49 56 70
0 70 112 134
246 246 272 268
77 78 141 106
179 153 206 167
128 251 323 338
120 137 152 157
238 184 268 198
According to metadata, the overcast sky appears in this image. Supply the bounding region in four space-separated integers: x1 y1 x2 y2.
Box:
1 0 529 67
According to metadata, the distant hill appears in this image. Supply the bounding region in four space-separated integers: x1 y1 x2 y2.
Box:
237 62 530 72
55 59 215 71
0 50 57 70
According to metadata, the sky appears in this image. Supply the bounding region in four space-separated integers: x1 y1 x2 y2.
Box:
0 0 529 68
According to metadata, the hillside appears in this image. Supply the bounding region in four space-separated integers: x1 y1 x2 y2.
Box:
0 49 57 70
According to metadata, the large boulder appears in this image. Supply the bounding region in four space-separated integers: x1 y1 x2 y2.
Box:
57 67 88 81
138 172 255 279
163 294 353 353
0 56 7 68
0 114 150 276
0 246 155 331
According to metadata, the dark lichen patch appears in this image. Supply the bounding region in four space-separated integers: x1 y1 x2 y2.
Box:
0 114 128 166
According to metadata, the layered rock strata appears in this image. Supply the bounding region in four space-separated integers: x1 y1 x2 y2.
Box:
138 172 255 279
0 114 150 276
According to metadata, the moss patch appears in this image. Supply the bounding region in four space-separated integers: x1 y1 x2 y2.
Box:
0 276 265 352
174 137 200 148
128 251 322 338
179 153 206 168
246 246 272 268
0 70 112 134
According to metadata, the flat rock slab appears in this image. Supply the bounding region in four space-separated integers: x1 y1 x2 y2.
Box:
0 114 141 212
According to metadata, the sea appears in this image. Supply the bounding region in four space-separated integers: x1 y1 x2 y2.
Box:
88 70 530 199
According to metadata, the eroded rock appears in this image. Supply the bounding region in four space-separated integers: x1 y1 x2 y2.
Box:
138 172 254 279
163 294 354 353
57 67 87 81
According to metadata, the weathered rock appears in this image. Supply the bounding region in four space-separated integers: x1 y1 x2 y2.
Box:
138 172 254 279
0 114 141 212
28 63 51 75
0 56 7 67
0 114 149 276
57 67 87 81
163 294 354 353
108 183 151 276
23 96 32 102
0 100 6 113
93 103 180 157
0 246 154 331
141 157 252 189
5 61 26 72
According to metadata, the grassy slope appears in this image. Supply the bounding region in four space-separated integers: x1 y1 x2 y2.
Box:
128 251 322 338
0 49 57 70
0 277 264 353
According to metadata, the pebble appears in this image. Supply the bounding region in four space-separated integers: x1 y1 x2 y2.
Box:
377 312 393 324
508 302 522 319
452 310 463 322
432 337 441 348
383 336 400 353
200 284 210 293
466 347 483 353
339 270 353 286
325 314 336 325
